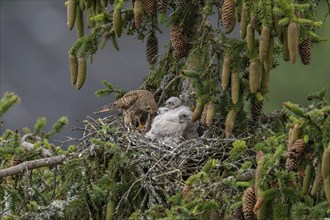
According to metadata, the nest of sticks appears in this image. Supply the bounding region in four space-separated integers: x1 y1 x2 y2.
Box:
74 113 257 212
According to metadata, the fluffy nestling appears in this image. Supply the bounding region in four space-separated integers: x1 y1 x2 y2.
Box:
165 96 182 109
145 108 192 141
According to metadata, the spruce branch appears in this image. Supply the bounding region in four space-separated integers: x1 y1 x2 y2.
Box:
0 92 20 118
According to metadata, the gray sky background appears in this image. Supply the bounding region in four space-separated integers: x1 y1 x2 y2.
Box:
0 0 168 143
0 1 329 145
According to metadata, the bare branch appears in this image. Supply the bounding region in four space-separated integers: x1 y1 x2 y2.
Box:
0 153 77 178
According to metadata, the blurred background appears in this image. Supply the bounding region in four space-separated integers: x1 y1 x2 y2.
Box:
0 1 329 145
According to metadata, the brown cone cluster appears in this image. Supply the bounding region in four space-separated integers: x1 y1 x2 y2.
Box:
286 139 305 171
221 0 236 34
171 24 187 59
249 99 263 128
157 0 167 13
144 0 156 17
243 186 256 220
146 33 158 66
11 156 22 166
200 102 214 129
232 206 245 220
174 0 187 6
299 37 311 65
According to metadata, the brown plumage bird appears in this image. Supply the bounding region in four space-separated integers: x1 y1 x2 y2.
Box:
94 90 157 127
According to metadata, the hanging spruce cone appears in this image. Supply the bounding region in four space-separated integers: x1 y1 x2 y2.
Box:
69 53 78 85
249 98 263 128
113 8 122 37
76 55 87 90
171 23 187 60
321 144 330 180
192 99 204 122
225 109 237 138
261 38 273 93
259 25 270 63
145 0 156 17
221 56 231 91
157 0 167 13
75 6 84 38
205 102 215 127
240 2 248 39
221 0 236 34
264 37 274 73
243 186 256 220
231 71 240 104
146 32 158 66
249 58 261 94
232 206 245 220
324 176 330 206
273 14 282 38
288 123 301 148
79 0 85 11
200 102 208 129
85 0 93 8
67 0 76 30
299 37 311 65
247 24 255 53
286 139 305 171
133 0 143 29
287 22 299 64
282 26 290 61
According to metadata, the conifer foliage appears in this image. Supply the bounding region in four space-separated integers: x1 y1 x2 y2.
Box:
0 0 329 219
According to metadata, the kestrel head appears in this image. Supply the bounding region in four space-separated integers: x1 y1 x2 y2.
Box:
166 97 182 109
157 107 169 115
177 108 192 123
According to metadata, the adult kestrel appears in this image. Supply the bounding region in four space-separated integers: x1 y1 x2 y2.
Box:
95 89 157 127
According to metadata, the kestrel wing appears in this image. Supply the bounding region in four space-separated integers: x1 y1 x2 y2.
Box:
113 90 141 109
